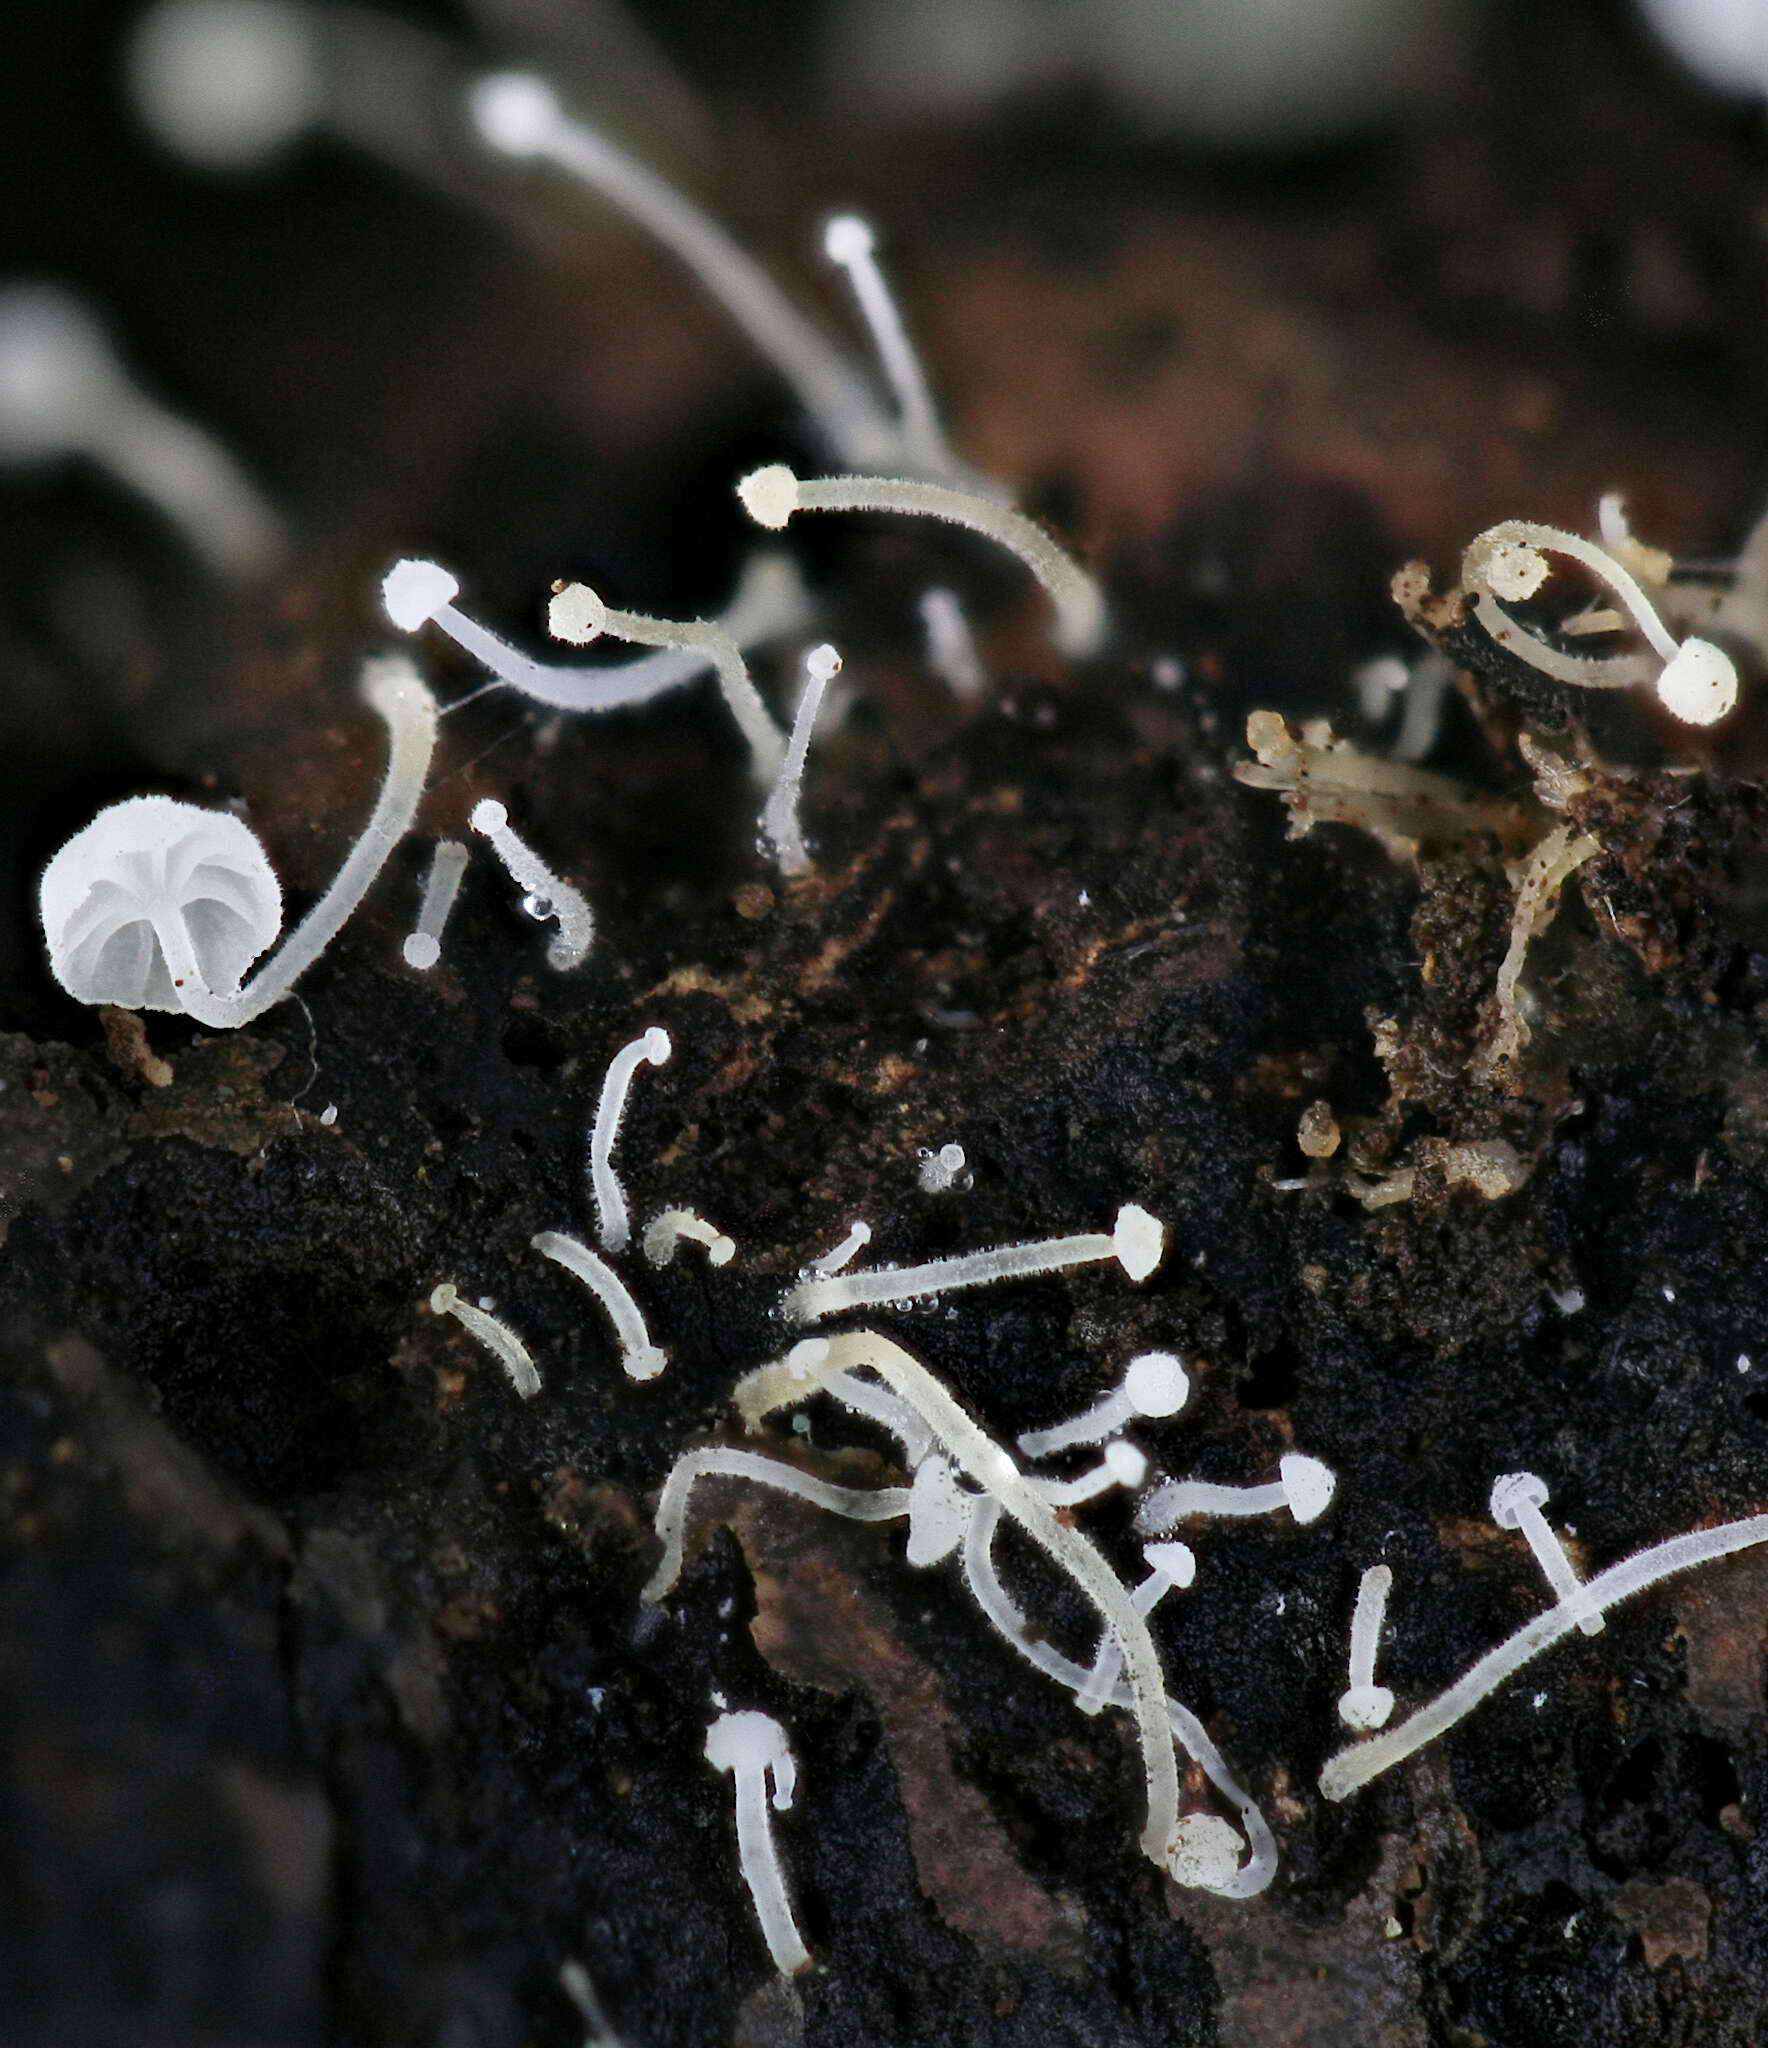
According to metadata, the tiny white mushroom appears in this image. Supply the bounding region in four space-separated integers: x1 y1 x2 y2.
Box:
532 1230 666 1380
808 1219 871 1275
588 1027 671 1253
760 642 842 876
1136 1451 1337 1534
1490 1471 1604 1636
1033 1438 1148 1507
737 464 1107 657
704 1710 810 1977
916 1141 967 1193
1076 1538 1196 1717
1018 1349 1190 1459
468 798 594 970
822 213 953 477
429 1281 541 1399
783 1202 1165 1320
642 1207 736 1269
402 838 468 971
0 279 285 578
1337 1563 1396 1732
128 0 324 169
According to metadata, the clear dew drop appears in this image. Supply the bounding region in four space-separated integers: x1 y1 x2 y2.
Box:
520 892 554 922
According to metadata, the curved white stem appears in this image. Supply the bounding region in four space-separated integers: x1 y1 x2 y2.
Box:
589 1027 671 1252
532 1229 665 1380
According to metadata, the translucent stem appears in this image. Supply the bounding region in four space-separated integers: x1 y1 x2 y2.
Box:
532 1229 665 1380
823 214 952 476
429 1281 540 1398
403 838 468 970
589 1027 671 1253
760 642 840 876
468 798 594 970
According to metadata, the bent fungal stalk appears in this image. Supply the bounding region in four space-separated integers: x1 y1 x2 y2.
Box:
783 1201 1164 1320
809 1219 870 1275
468 799 594 970
40 656 437 1026
704 1710 810 1977
589 1026 671 1253
1337 1564 1396 1732
0 278 285 578
1461 519 1738 726
1491 1471 1603 1636
381 552 808 723
822 214 953 478
1320 1508 1768 1803
733 1329 1224 1889
1077 1540 1196 1717
1032 1439 1147 1507
1018 1350 1190 1458
429 1282 541 1399
761 642 841 876
469 71 901 472
547 579 785 783
532 1230 665 1380
737 463 1108 658
643 1208 735 1269
403 838 467 970
1479 823 1601 1079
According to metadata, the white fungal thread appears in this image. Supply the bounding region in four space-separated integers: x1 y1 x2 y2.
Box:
532 1229 666 1380
0 278 286 578
558 1959 626 2048
916 1141 967 1193
547 579 786 784
1320 1509 1768 1802
1018 1350 1189 1459
589 1027 672 1253
728 1329 1262 1892
917 586 986 701
760 642 842 876
1338 1564 1396 1732
429 1281 541 1399
822 214 952 477
41 656 437 1027
1136 1452 1337 1533
737 464 1108 657
402 838 468 970
643 1208 736 1269
381 551 808 733
783 1202 1165 1321
809 1220 870 1275
468 71 902 473
1490 1472 1604 1637
1461 519 1738 726
468 798 594 970
704 1710 811 1976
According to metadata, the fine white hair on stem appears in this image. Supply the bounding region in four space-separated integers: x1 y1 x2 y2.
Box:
1135 1451 1337 1532
782 1202 1164 1321
547 579 786 784
1338 1564 1395 1732
1018 1350 1190 1459
429 1281 541 1399
642 1208 735 1269
917 586 986 701
42 656 437 1027
809 1219 870 1275
760 642 841 876
402 838 468 970
735 1330 1196 1887
1320 1509 1768 1802
589 1026 671 1253
641 1444 913 1602
0 278 286 579
467 70 901 471
737 464 1107 658
822 213 953 477
703 1710 810 1977
532 1229 666 1380
467 798 594 970
1461 518 1738 726
381 551 809 720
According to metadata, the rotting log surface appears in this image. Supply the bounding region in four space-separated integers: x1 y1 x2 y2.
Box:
7 4 1768 2044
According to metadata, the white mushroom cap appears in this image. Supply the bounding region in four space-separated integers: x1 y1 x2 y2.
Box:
547 582 609 645
822 214 876 265
469 71 563 158
0 285 127 463
1111 1203 1165 1282
381 558 459 633
39 795 282 1010
1337 1683 1396 1732
705 1709 794 1805
737 464 801 532
1142 1540 1197 1589
1166 1812 1245 1891
128 0 324 170
1103 1439 1148 1490
1278 1452 1336 1525
1655 637 1738 726
905 1454 969 1566
1124 1350 1189 1417
1489 1470 1549 1527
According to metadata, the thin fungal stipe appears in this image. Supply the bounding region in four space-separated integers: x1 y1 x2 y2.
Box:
468 799 594 970
737 463 1108 657
783 1202 1165 1320
429 1283 541 1400
532 1230 666 1381
1337 1564 1396 1732
1320 1509 1768 1801
809 1220 871 1275
822 214 953 478
703 1711 810 1977
643 1209 736 1269
589 1027 671 1253
760 642 841 876
403 838 468 971
918 587 987 700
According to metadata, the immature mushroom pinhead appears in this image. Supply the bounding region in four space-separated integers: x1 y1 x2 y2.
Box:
1490 1471 1605 1635
704 1710 810 1978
